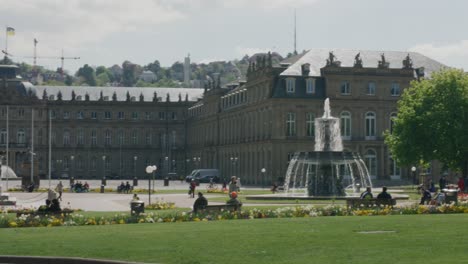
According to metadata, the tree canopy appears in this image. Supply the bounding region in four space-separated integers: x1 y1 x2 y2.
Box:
385 69 468 177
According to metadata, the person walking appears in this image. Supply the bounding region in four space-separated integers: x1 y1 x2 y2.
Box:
56 181 64 201
189 179 197 198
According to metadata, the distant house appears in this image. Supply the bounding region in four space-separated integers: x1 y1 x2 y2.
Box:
139 71 157 82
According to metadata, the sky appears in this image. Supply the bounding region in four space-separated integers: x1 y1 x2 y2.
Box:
1 0 467 74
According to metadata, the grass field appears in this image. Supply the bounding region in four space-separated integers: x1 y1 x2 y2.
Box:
1 214 466 264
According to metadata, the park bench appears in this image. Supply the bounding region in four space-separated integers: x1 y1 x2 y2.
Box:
346 198 396 209
196 204 242 213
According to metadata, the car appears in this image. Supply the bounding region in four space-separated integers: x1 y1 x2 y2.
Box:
185 169 220 183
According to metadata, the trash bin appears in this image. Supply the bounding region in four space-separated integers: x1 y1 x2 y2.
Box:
130 200 145 215
164 177 169 186
444 189 458 204
101 177 107 186
100 184 105 193
133 177 138 186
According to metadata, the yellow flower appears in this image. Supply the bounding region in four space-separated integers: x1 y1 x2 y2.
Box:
8 221 17 228
118 219 125 224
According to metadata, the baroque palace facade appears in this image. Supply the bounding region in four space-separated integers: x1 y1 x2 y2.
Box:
0 49 448 185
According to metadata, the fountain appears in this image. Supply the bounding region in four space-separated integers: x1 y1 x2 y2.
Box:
283 98 372 197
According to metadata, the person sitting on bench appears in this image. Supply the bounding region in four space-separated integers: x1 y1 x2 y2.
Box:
227 191 241 205
193 192 208 213
377 186 392 200
360 187 373 199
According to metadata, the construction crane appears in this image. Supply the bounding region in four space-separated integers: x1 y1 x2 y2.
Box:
23 39 80 74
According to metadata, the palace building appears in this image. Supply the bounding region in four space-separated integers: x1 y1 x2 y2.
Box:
0 49 449 185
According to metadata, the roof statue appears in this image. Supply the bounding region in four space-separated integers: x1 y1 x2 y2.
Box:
178 92 182 102
153 91 158 102
326 51 340 67
139 93 144 102
402 53 413 69
85 93 90 101
112 91 117 101
166 93 170 102
378 53 389 68
126 91 131 102
57 91 62 101
185 93 189 102
42 89 47 100
99 91 103 101
71 90 76 101
354 52 363 68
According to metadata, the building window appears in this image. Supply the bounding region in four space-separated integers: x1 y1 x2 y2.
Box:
340 111 351 139
38 129 43 145
105 157 111 171
145 112 151 120
118 111 125 119
171 131 177 148
365 112 376 139
341 81 350 95
91 130 97 146
17 129 26 144
306 79 315 94
77 111 84 119
105 130 112 146
51 110 56 119
389 156 401 178
63 131 70 146
145 131 152 145
172 112 177 120
104 111 112 119
286 78 295 93
132 130 138 145
118 130 125 145
91 111 97 119
390 112 397 134
365 149 377 178
306 113 315 137
18 108 25 117
159 112 166 120
286 112 296 136
391 82 400 96
77 157 83 170
367 82 376 95
132 111 139 120
0 129 6 144
77 128 84 145
63 111 70 119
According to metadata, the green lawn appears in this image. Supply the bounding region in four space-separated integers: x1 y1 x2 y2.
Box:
1 214 466 264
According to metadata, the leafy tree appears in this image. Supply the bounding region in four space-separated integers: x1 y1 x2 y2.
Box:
121 60 138 87
145 60 161 75
65 75 73 86
96 72 110 86
385 69 468 177
76 64 97 86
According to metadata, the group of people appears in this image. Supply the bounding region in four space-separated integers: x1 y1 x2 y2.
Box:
192 191 242 213
359 186 392 200
117 181 133 193
70 181 89 193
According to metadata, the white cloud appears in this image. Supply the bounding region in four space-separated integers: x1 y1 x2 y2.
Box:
409 40 468 70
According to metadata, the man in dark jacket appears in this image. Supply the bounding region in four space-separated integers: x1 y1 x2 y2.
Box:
193 192 208 213
377 186 392 199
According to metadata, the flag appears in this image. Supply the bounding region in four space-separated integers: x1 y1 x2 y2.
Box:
6 27 15 36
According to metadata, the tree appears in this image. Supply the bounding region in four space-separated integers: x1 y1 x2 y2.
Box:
145 60 161 75
122 61 138 87
76 64 97 86
385 69 468 177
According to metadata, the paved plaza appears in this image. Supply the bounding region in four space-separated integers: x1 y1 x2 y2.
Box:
2 179 235 211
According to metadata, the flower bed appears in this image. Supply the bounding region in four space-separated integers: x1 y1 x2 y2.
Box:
2 201 468 228
144 200 175 210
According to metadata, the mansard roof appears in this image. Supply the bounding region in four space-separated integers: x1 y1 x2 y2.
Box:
279 49 448 78
34 86 204 102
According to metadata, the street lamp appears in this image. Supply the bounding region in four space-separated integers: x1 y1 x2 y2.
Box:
230 156 238 177
411 166 417 189
70 155 74 180
165 156 169 177
102 156 106 185
261 168 266 189
193 156 201 169
146 165 157 205
133 156 138 186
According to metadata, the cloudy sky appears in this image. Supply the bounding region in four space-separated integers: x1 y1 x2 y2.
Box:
1 0 467 74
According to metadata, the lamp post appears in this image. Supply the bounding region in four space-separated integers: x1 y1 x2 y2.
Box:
261 168 266 189
411 166 417 190
102 155 106 184
165 156 169 177
146 165 157 205
230 156 238 177
133 156 138 186
70 155 74 180
193 156 201 169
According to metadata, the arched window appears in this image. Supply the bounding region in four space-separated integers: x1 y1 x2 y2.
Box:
365 112 376 139
340 111 351 139
390 112 397 134
17 129 26 144
365 149 377 178
389 156 400 179
63 130 70 146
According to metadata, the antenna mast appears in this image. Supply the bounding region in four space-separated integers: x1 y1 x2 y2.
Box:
294 9 297 55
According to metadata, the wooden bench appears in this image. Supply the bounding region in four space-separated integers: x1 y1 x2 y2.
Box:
196 204 242 213
346 198 396 209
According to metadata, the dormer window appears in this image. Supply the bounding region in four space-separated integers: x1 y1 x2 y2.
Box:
286 78 295 93
306 79 315 94
103 96 109 101
131 96 136 102
76 95 82 101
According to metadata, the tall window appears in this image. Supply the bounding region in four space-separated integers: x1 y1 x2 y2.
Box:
172 112 177 120
91 130 97 146
306 113 315 137
391 82 400 96
286 112 296 136
77 129 84 145
132 111 139 120
340 111 351 139
171 131 177 147
51 110 56 119
38 129 43 145
286 78 295 93
104 111 112 119
91 111 97 119
105 157 111 170
77 157 83 170
118 111 125 119
159 112 166 120
63 131 70 146
146 131 152 145
17 129 26 144
341 81 350 95
145 112 151 120
63 111 70 119
77 111 84 119
0 129 6 144
390 112 397 134
389 156 401 178
118 130 125 145
365 149 377 178
365 112 376 139
132 130 138 145
367 82 376 95
105 130 112 145
306 79 315 94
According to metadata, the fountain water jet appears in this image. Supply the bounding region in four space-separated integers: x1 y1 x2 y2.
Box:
284 98 372 197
